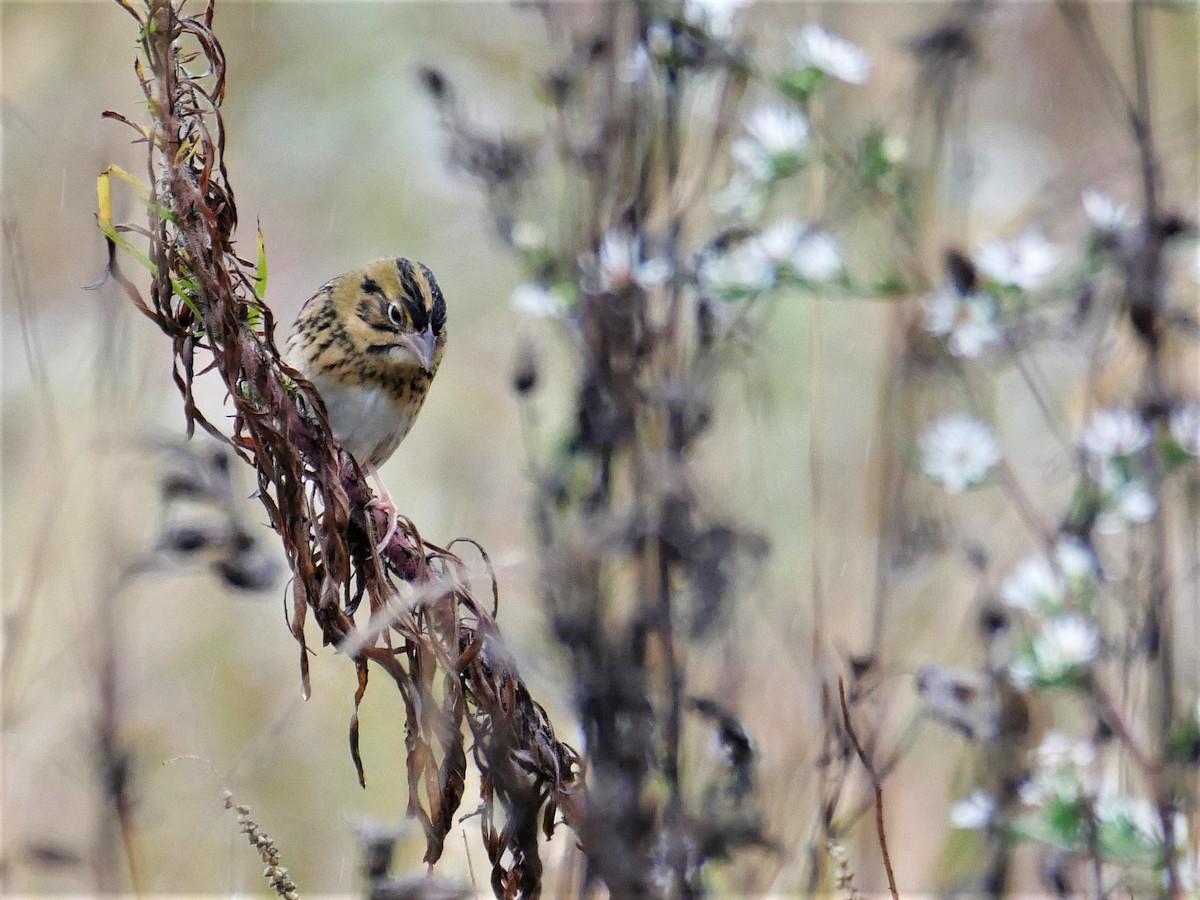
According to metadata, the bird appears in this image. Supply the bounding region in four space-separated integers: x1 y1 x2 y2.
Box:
285 257 447 548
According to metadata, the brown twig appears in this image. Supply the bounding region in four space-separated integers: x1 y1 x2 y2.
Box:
837 676 899 900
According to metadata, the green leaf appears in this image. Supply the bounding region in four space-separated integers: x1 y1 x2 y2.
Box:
254 226 268 302
1160 435 1193 472
777 67 825 101
859 126 891 187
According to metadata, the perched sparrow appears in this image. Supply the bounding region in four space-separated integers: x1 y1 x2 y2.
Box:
286 257 447 545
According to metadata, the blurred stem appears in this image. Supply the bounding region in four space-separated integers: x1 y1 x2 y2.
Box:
658 33 687 895
94 570 145 898
1129 2 1177 890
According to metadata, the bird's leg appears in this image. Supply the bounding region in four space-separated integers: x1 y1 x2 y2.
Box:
363 462 399 552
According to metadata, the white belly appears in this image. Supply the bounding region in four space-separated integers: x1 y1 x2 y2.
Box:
306 372 413 466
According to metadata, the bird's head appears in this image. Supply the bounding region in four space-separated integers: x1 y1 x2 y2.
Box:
333 257 447 375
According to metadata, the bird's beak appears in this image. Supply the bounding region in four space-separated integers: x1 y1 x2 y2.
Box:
400 326 437 374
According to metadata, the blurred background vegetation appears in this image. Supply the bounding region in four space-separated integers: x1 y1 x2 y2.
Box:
2 0 1197 894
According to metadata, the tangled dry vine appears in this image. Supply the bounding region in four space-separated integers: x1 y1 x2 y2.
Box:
94 1 580 894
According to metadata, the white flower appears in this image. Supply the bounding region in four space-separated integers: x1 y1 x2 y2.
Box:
753 220 803 265
1055 538 1096 582
792 231 842 282
733 106 809 182
1000 556 1063 613
745 106 809 156
731 138 776 182
950 790 995 830
1082 189 1129 232
596 230 640 292
1017 777 1046 807
636 257 673 288
1170 402 1200 456
1036 731 1096 773
1032 615 1100 679
922 290 959 335
1095 477 1156 533
1007 655 1037 692
1097 797 1161 843
683 0 748 38
881 134 907 164
620 44 651 84
741 221 841 286
511 221 547 253
710 172 766 219
1018 733 1098 804
1080 408 1152 460
699 242 774 297
920 415 1001 493
645 23 673 60
511 283 561 318
791 23 872 84
922 290 1001 359
587 230 672 293
973 229 1061 291
1000 539 1096 613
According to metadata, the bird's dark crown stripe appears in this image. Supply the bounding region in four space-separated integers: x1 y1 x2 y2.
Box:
417 262 446 336
395 258 420 299
361 276 385 297
402 295 427 331
394 258 432 331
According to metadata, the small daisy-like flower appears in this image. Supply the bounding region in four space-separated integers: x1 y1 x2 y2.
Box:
922 290 1001 359
1001 538 1097 614
1095 476 1156 533
620 44 651 84
732 106 810 182
1032 615 1100 680
974 229 1061 291
752 220 803 267
511 283 563 318
1097 797 1164 845
1170 402 1200 456
950 790 995 830
699 242 775 298
792 231 842 282
710 172 767 219
920 415 1001 493
636 257 673 288
587 230 672 293
1000 555 1063 613
682 0 748 38
791 23 872 84
1081 189 1129 232
1017 777 1046 807
1055 538 1096 582
1035 731 1096 773
881 134 907 164
511 221 547 254
1080 408 1152 460
591 230 639 292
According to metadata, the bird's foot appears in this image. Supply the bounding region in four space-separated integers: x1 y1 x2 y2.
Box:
364 463 399 554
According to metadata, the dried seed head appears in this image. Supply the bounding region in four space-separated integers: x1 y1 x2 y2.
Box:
418 66 449 103
512 340 540 396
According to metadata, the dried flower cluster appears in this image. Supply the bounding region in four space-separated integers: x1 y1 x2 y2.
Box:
223 791 299 899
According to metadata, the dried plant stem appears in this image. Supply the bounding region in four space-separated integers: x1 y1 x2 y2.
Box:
837 677 899 900
94 572 145 897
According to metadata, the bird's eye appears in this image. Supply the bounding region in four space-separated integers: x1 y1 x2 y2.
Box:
387 303 404 327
